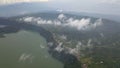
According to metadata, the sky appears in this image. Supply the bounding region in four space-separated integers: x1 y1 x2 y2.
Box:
0 0 120 15
0 0 49 4
49 0 120 15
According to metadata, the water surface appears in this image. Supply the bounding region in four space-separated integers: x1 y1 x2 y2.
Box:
0 30 63 68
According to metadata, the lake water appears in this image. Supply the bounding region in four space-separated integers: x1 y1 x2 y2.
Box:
0 30 63 68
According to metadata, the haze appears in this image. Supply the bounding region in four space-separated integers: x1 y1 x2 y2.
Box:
0 0 120 15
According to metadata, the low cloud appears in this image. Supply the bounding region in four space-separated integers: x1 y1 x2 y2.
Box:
65 18 91 30
19 53 34 63
19 14 103 30
58 14 66 20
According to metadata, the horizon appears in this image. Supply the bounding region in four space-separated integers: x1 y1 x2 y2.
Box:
0 0 120 16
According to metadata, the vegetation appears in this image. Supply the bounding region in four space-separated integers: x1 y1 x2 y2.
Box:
1 13 120 68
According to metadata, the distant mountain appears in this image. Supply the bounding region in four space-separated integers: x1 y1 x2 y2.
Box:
65 11 120 22
0 3 55 17
11 12 120 40
80 12 120 22
0 3 120 23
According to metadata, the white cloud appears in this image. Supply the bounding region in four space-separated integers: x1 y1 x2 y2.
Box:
0 0 49 5
19 14 103 30
56 9 63 13
19 53 34 63
58 14 66 20
40 45 45 49
65 18 91 30
55 42 64 53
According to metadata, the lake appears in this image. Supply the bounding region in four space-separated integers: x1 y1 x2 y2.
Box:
0 30 63 68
